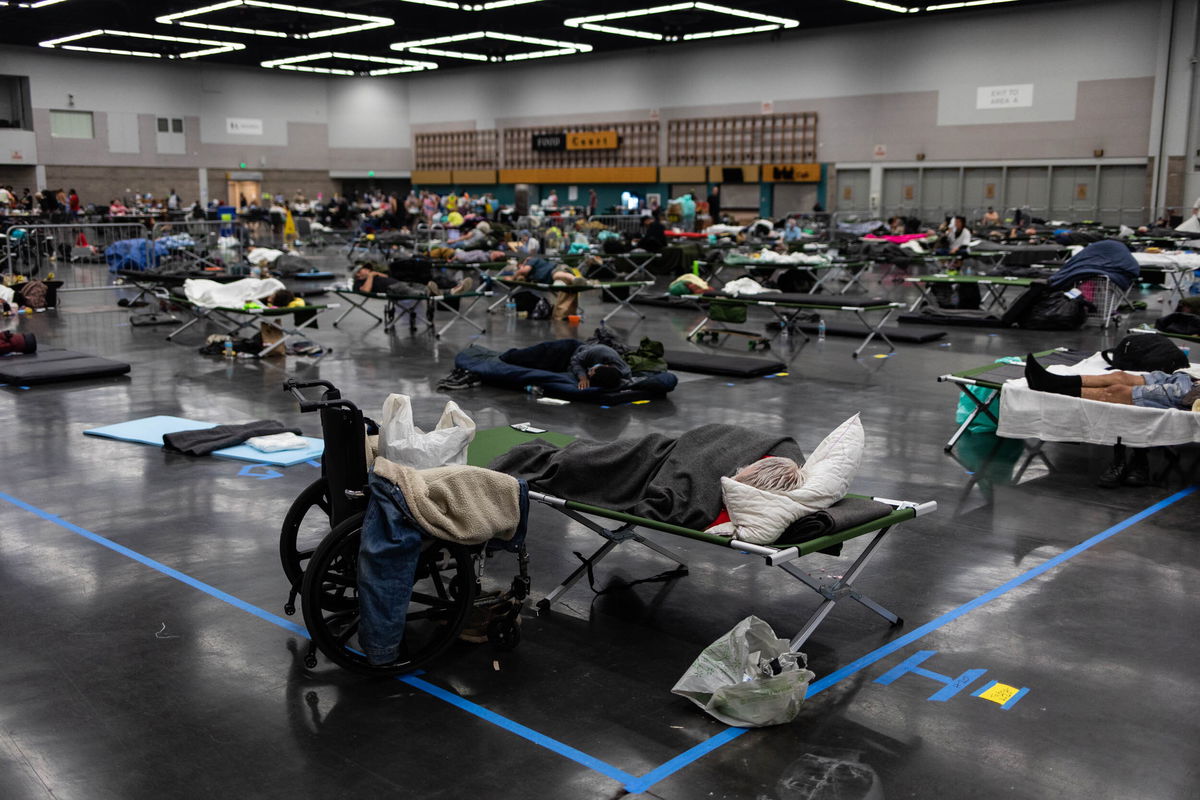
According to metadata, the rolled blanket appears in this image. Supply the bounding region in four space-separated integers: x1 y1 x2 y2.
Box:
775 497 895 551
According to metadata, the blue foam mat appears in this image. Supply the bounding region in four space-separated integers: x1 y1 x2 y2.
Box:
84 415 323 466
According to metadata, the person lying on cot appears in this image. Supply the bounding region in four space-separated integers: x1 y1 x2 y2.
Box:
707 457 803 527
569 341 633 390
443 221 491 250
265 289 305 308
352 263 472 297
507 256 587 287
1024 353 1200 411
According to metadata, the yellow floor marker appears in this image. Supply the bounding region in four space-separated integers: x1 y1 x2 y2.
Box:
977 682 1019 705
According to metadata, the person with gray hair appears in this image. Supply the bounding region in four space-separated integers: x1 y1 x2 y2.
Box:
731 457 803 492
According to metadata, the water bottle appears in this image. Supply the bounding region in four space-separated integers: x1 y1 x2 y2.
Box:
505 300 517 318
817 319 826 342
1182 346 1192 362
524 385 543 398
223 340 234 358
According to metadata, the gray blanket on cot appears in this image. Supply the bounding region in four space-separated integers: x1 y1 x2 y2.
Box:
775 497 894 555
488 424 805 531
163 420 301 456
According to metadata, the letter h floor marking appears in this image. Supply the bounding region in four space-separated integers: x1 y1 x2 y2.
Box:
874 649 988 702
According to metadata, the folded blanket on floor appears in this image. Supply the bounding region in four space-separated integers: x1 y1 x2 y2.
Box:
488 424 805 530
163 419 301 456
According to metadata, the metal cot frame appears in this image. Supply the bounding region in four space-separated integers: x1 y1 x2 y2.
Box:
166 296 334 357
528 491 936 653
331 287 492 337
683 293 903 358
487 277 655 322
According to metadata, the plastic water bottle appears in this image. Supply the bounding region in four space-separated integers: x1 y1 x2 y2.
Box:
505 300 517 318
817 319 826 342
524 385 543 398
1182 346 1192 362
223 340 234 359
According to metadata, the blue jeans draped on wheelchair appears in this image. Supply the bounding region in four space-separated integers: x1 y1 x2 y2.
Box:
357 473 426 665
357 472 531 665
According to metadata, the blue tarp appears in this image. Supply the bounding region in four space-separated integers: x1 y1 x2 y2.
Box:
1048 240 1139 291
105 238 167 272
455 341 677 403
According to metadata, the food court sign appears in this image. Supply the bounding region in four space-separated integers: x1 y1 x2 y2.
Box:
532 130 620 152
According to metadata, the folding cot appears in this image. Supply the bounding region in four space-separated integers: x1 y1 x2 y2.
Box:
716 254 873 294
1131 252 1200 311
1128 324 1200 345
331 286 492 337
487 277 654 322
904 274 1044 313
681 292 905 358
939 348 1200 451
286 394 938 676
165 295 334 357
937 348 1088 451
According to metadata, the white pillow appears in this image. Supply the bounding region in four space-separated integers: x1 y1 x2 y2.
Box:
720 414 865 545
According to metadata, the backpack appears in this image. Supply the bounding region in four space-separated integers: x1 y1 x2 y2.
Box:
530 297 552 320
1155 312 1200 336
17 279 48 309
1102 334 1188 373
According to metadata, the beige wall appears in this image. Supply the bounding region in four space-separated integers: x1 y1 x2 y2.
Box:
42 166 200 207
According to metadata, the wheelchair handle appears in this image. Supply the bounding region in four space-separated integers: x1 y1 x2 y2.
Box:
282 379 360 414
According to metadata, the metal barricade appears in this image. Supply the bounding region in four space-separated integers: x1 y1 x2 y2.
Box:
151 219 250 271
4 220 151 280
588 214 645 236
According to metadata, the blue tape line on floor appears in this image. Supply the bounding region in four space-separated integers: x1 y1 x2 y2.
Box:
623 485 1197 791
2 486 1194 794
0 489 307 637
0 489 638 788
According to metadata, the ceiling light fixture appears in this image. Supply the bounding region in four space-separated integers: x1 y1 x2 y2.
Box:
924 0 1018 10
394 0 547 9
841 0 918 12
564 2 799 41
39 29 245 58
156 1 393 40
261 51 438 76
391 31 591 62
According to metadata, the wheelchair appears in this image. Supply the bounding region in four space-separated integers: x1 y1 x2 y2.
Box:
279 379 528 676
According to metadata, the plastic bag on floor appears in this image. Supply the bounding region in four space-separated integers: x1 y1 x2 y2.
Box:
379 394 476 469
672 615 816 727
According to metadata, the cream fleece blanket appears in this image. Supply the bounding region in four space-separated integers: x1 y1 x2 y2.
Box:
372 457 521 545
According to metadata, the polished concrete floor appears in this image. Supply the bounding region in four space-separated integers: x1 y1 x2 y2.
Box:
2 255 1197 800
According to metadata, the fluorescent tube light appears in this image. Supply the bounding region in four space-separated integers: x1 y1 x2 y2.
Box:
564 2 799 41
156 1 392 40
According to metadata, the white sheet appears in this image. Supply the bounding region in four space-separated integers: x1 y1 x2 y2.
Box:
997 353 1200 447
183 277 286 309
1132 251 1200 270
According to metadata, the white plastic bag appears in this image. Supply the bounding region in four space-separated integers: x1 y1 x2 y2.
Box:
671 615 816 727
379 394 476 469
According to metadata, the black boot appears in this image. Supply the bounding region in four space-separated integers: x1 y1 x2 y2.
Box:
1122 450 1151 487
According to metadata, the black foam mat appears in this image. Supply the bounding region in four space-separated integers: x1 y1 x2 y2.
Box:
0 349 131 385
789 322 946 343
898 312 1008 328
663 349 785 377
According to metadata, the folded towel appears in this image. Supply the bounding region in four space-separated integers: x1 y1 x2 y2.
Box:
246 432 309 452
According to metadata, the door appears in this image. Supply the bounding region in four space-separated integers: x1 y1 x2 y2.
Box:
1097 165 1147 226
1005 167 1050 221
882 168 919 220
1049 166 1096 221
833 169 869 213
963 168 1004 225
919 168 960 225
227 179 260 209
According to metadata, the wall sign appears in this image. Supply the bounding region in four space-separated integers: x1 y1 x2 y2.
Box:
764 163 820 183
566 131 618 151
976 84 1034 110
533 130 620 152
532 132 566 152
226 117 264 135
873 144 887 159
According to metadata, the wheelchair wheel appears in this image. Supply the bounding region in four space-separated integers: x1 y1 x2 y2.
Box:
300 514 477 676
280 478 331 588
